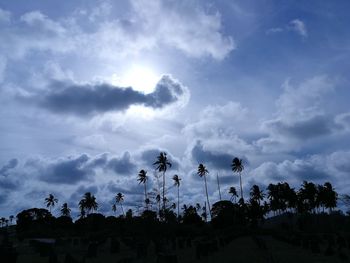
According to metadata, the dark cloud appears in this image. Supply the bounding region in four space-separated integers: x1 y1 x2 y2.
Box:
28 75 187 115
0 178 18 190
107 152 136 175
0 194 7 205
265 115 335 140
140 148 179 170
251 159 330 185
39 154 94 184
191 141 233 170
0 158 18 176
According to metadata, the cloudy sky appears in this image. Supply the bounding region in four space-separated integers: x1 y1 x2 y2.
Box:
1 0 350 217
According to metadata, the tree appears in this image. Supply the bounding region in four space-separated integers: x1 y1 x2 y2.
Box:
229 186 238 203
197 163 212 219
79 192 98 215
116 193 125 216
137 169 149 210
45 194 58 213
323 182 337 213
172 174 181 218
231 157 244 200
153 152 172 213
250 185 264 205
60 203 71 217
298 181 317 213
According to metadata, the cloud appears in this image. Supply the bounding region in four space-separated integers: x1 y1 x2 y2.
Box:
131 0 235 60
191 140 233 170
0 158 18 176
22 75 189 116
32 154 94 184
256 76 338 152
0 3 234 63
266 18 307 38
289 19 308 38
251 158 330 186
107 152 136 175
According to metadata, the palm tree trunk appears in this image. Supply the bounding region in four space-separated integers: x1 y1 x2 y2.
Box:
204 175 212 219
144 183 148 210
217 173 222 201
121 204 125 216
239 172 243 200
162 171 166 213
177 186 180 219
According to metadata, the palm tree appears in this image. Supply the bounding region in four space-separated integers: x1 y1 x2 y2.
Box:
112 204 117 216
250 185 264 205
60 203 71 217
197 163 212 219
323 182 338 213
172 174 181 218
153 152 172 213
79 192 98 215
229 186 238 202
231 157 244 200
116 193 125 216
138 169 149 210
156 194 161 217
45 194 58 213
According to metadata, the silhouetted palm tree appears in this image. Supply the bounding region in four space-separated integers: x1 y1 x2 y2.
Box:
153 152 172 213
250 185 264 205
323 182 337 213
60 203 71 217
197 163 212 219
172 174 181 218
138 169 149 210
229 186 238 202
231 157 244 200
116 193 125 216
79 192 98 215
45 194 58 213
112 203 117 216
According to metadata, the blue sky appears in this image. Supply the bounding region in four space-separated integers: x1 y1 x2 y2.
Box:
1 0 350 217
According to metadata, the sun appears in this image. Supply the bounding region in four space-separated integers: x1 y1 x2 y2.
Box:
111 65 160 94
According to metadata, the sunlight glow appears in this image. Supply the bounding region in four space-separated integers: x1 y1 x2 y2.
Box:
111 65 160 94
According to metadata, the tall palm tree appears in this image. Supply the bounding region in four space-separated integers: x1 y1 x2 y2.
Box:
197 164 211 219
153 152 172 213
138 169 149 210
172 174 181 218
231 157 244 200
116 193 125 216
229 186 238 202
45 194 58 213
60 203 71 217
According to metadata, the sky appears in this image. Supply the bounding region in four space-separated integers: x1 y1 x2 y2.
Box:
1 0 350 217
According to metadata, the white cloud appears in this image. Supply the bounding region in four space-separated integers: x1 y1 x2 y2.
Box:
256 76 337 153
266 18 307 38
289 19 308 38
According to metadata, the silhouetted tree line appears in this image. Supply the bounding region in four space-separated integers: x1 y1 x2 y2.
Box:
0 153 344 236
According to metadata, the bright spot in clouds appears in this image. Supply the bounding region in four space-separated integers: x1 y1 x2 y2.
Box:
111 65 160 94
